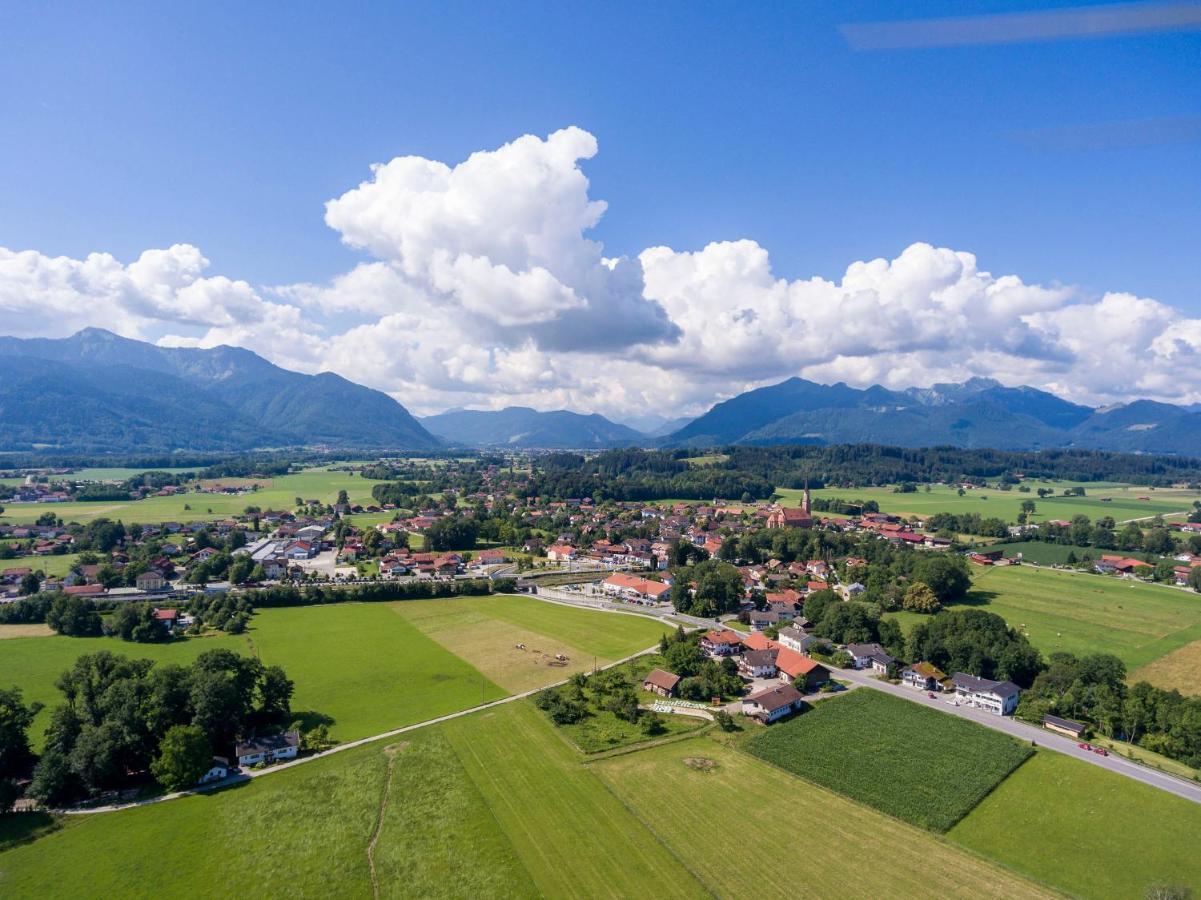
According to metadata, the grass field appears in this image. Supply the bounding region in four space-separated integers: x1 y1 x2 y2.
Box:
951 750 1201 899
0 595 668 750
596 737 1054 899
888 564 1201 670
781 481 1200 524
392 595 671 693
746 690 1032 831
0 466 389 526
1132 638 1201 697
981 540 1160 566
0 552 82 579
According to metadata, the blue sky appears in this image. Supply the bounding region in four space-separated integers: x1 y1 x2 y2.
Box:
1 1 1199 417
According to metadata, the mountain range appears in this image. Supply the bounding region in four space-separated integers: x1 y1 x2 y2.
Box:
658 376 1201 453
421 406 646 449
4 330 1201 455
0 329 439 452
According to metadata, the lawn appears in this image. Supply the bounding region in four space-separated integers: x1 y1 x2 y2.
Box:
784 481 1199 524
0 603 505 750
888 564 1201 671
951 750 1201 899
746 690 1032 831
392 594 671 692
1132 637 1201 697
981 540 1159 566
0 465 389 525
441 702 708 899
595 737 1054 899
2 552 82 579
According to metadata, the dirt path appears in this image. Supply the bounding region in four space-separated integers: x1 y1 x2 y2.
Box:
366 742 404 899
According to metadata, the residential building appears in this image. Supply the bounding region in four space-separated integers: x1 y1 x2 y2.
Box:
236 731 301 767
741 683 804 723
951 673 1020 715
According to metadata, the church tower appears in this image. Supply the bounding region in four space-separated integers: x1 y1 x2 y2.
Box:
803 479 811 515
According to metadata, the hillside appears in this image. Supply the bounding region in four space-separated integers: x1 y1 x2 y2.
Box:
661 376 1201 454
0 329 440 452
421 406 645 448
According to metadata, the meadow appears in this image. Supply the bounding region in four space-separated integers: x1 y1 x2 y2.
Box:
0 551 81 578
888 564 1201 670
980 540 1159 566
595 737 1054 899
392 595 671 693
745 690 1032 831
950 750 1201 899
0 466 391 526
780 480 1200 523
1131 638 1201 697
0 594 669 750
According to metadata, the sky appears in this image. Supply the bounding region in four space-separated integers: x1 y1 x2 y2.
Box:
1 0 1199 422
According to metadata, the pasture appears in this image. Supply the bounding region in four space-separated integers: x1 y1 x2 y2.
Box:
890 565 1201 670
782 481 1199 524
950 750 1201 899
0 466 390 525
1132 638 1201 697
595 737 1054 899
1 552 82 579
392 594 671 693
745 690 1032 831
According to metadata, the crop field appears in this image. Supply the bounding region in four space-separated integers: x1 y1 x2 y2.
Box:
950 750 1201 899
746 690 1032 831
782 481 1200 523
0 466 390 525
595 737 1053 899
890 565 1201 670
392 595 671 693
1132 638 1201 697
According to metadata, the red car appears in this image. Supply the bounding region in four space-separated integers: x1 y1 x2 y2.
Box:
1094 747 1109 757
1078 742 1091 750
927 692 936 699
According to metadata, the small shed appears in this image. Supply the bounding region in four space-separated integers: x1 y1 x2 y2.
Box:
1043 714 1087 739
641 668 681 697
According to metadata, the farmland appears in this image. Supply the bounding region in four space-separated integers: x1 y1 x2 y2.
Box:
745 690 1032 831
782 481 1200 523
889 564 1201 670
1132 638 1201 697
0 466 392 525
595 737 1054 899
951 750 1201 899
392 595 672 693
0 595 668 750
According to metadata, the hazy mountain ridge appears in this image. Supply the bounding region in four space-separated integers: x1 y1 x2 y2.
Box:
660 376 1201 454
0 329 439 452
421 406 645 449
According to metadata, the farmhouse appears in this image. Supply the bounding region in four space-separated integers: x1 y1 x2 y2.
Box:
700 629 742 656
236 731 301 767
774 648 830 690
901 661 948 692
739 649 778 678
546 543 577 562
777 625 818 655
846 643 896 674
642 668 681 697
741 683 804 723
951 673 1020 716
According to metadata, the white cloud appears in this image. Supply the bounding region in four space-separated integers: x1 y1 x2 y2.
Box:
3 126 1201 420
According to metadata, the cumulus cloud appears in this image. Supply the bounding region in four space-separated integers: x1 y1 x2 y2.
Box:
3 126 1201 419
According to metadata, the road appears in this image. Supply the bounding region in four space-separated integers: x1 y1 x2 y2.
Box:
830 663 1201 805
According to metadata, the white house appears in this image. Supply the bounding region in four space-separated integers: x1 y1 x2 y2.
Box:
951 673 1020 715
845 642 896 674
199 756 231 784
236 731 301 767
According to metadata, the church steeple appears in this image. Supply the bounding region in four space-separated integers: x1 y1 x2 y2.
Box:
803 478 811 515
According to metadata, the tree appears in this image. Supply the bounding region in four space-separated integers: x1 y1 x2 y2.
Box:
257 665 294 723
910 555 970 604
663 640 705 678
0 686 42 779
108 603 167 642
1189 566 1201 593
150 724 212 790
901 581 941 614
803 589 838 625
46 594 103 637
17 572 40 596
1020 499 1036 515
425 516 479 551
817 602 879 645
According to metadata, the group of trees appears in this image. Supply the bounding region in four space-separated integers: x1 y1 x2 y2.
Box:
1019 652 1201 768
669 560 745 617
0 687 42 812
908 609 1045 687
657 627 743 700
424 515 479 552
529 449 774 502
25 649 296 804
239 576 505 609
1010 514 1186 558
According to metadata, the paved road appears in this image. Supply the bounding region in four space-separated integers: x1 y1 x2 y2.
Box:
829 663 1201 805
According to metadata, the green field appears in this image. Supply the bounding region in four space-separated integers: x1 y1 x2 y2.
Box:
394 595 671 692
782 481 1200 524
0 466 389 526
746 690 1032 831
0 595 668 751
981 540 1160 566
0 552 81 579
951 750 1201 898
596 737 1053 899
889 565 1201 670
